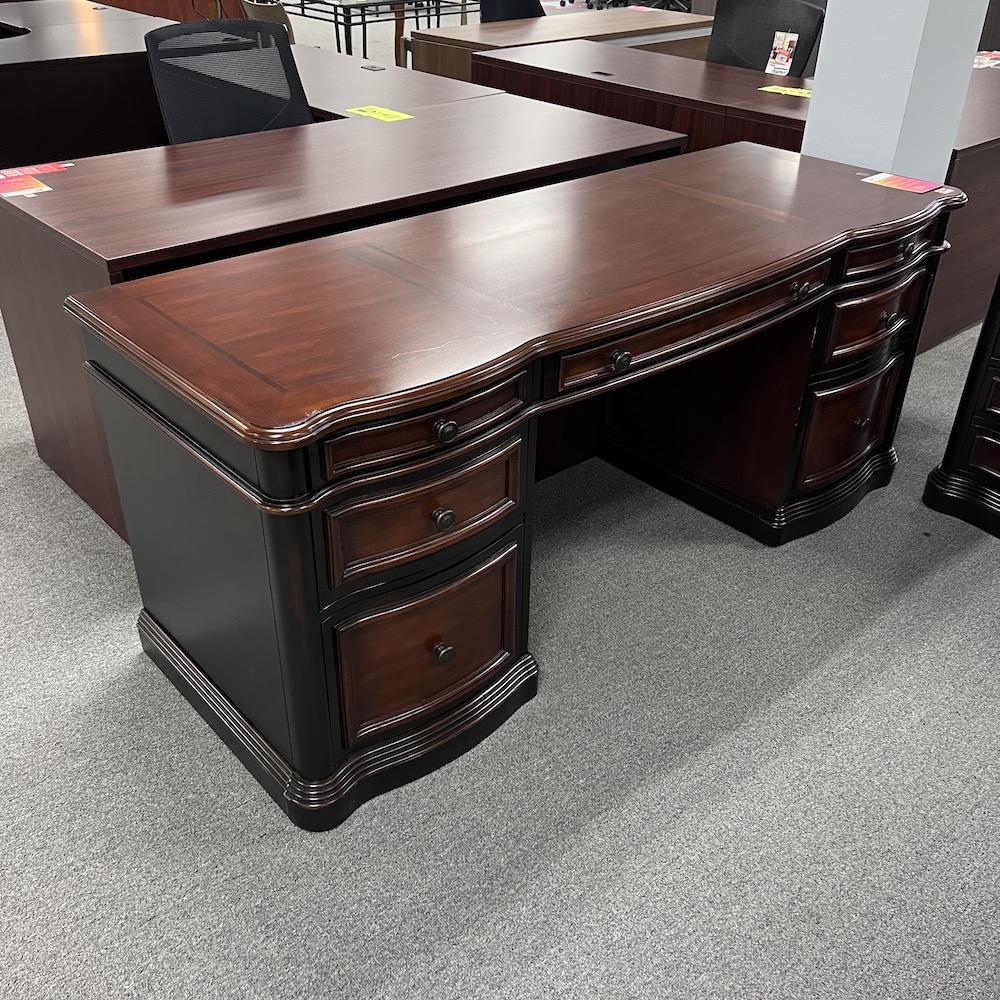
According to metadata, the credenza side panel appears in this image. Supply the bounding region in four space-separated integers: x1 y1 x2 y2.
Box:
0 210 127 536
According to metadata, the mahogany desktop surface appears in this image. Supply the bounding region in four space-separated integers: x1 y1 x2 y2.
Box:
10 94 683 273
471 41 808 151
290 42 502 115
69 143 961 447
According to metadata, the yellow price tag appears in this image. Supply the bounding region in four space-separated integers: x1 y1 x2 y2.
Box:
345 106 414 122
758 86 812 98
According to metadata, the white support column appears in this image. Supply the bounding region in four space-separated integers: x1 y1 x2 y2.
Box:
800 0 990 183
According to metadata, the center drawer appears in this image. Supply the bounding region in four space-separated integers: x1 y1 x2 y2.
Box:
324 437 523 587
332 539 521 747
553 261 829 396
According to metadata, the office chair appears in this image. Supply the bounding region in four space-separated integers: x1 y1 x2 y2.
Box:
705 0 824 79
144 20 314 145
479 0 544 23
237 0 297 43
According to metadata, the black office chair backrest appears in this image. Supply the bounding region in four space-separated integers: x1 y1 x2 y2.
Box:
144 20 313 145
706 0 825 79
479 0 545 23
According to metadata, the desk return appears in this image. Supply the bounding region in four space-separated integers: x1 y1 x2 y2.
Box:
66 146 964 829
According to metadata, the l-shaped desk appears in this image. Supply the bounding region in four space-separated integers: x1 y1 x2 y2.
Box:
66 144 964 829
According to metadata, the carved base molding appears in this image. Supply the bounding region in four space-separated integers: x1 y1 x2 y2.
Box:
923 467 1000 540
138 611 540 831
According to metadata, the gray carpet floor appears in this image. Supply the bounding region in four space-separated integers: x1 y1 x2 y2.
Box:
2 16 999 994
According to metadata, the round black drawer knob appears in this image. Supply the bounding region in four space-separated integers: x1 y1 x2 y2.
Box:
798 281 811 300
432 508 456 531
609 350 632 374
434 643 456 665
854 416 872 431
434 419 459 445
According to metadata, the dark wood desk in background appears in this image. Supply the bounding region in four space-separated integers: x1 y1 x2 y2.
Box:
0 0 172 166
0 95 683 539
472 41 1000 352
66 145 963 829
472 40 810 151
411 8 713 82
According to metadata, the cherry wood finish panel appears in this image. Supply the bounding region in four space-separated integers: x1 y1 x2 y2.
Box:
105 0 243 20
334 540 520 746
471 41 809 152
796 354 903 491
324 371 529 480
825 269 927 363
325 437 523 585
69 145 963 450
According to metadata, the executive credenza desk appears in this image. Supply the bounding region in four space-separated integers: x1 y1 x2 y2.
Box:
66 144 964 829
472 41 1000 351
0 95 682 540
411 8 714 82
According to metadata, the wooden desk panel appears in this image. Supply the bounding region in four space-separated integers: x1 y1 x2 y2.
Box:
411 8 713 81
0 95 683 537
472 41 807 151
66 144 963 829
0 0 173 167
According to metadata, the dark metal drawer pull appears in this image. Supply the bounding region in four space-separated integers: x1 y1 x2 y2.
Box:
433 643 456 665
432 508 456 532
434 419 459 445
609 349 632 374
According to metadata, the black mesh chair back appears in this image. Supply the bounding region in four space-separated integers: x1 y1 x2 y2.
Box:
144 20 314 145
706 0 825 79
480 0 545 23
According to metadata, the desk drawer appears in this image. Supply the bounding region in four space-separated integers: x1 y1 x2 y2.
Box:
824 268 926 363
970 434 1000 481
323 371 528 479
554 262 828 395
333 540 520 747
796 353 903 490
325 438 523 587
843 220 937 279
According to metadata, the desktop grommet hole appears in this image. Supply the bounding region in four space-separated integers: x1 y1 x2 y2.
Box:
591 70 615 77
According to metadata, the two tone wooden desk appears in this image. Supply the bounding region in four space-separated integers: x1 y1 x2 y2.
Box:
0 95 683 539
67 144 964 829
411 8 713 82
473 41 1000 351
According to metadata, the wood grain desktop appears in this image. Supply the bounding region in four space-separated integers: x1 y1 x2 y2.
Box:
411 8 714 82
472 41 1000 352
0 93 684 539
66 144 964 829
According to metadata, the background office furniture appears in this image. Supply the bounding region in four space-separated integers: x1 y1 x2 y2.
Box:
480 0 543 21
472 40 809 150
410 7 713 80
705 0 824 78
0 93 682 539
238 0 298 40
66 144 963 829
472 41 1000 353
923 271 1000 536
0 0 172 167
145 20 314 144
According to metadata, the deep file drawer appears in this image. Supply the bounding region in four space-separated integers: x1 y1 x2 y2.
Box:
332 539 521 747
